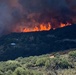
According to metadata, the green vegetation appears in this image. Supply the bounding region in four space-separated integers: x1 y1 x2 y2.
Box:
69 51 76 62
0 50 76 75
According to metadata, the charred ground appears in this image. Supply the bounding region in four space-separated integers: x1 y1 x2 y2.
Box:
0 24 76 61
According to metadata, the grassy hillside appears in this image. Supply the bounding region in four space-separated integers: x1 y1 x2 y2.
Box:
0 49 76 75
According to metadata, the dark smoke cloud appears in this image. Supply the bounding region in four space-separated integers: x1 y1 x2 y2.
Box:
19 0 76 24
0 0 76 35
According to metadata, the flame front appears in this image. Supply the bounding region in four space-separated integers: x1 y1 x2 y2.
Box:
13 22 72 33
18 23 51 32
60 22 71 28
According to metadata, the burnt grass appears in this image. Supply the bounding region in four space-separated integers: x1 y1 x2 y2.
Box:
0 24 76 61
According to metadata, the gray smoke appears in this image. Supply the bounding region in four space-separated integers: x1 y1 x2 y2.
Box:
0 0 23 35
0 2 13 35
0 0 76 35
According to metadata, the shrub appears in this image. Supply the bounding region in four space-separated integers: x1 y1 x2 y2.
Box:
54 53 60 58
47 57 72 69
45 60 51 68
5 60 21 71
13 67 33 75
13 67 26 75
0 71 3 75
36 57 48 66
5 70 13 75
69 51 76 61
26 62 35 68
33 71 43 75
47 71 57 75
56 58 72 69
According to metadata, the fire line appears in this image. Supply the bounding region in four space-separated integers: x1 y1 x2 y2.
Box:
14 22 71 33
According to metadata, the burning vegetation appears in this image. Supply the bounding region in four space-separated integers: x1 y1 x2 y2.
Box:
13 22 51 32
13 22 72 33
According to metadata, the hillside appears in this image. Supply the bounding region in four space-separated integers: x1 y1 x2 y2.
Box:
0 49 76 75
0 24 76 61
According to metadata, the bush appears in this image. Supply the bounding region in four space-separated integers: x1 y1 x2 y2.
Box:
13 67 26 75
26 62 35 68
46 57 72 69
69 51 76 61
33 71 43 75
45 60 51 68
13 67 33 75
5 60 21 71
4 70 13 75
0 71 3 75
36 58 47 66
56 58 72 69
47 71 57 75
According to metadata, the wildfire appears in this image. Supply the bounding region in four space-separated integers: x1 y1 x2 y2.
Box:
60 22 71 28
14 22 72 33
20 23 51 32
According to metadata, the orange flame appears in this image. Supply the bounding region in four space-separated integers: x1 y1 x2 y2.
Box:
14 22 72 33
60 22 71 28
22 23 51 32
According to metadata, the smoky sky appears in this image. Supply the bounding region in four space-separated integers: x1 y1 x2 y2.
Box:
0 0 76 35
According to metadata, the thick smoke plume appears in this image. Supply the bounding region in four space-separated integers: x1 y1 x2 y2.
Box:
0 0 76 35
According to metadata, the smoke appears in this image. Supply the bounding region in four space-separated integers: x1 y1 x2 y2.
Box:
0 0 76 35
0 2 13 35
19 0 76 26
0 0 23 35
